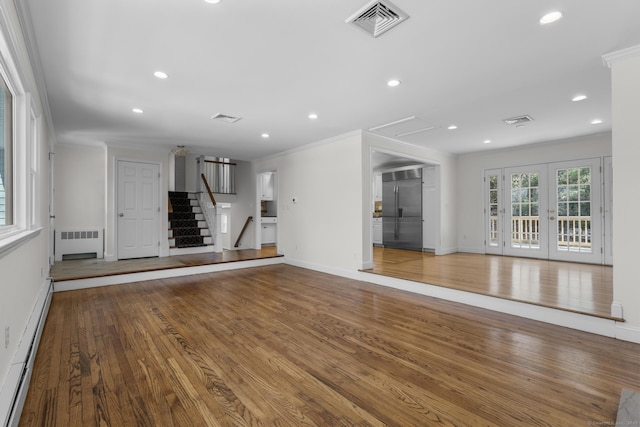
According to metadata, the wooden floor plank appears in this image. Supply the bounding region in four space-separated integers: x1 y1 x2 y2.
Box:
21 264 639 425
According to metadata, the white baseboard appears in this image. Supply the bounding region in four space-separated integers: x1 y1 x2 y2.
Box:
615 323 640 344
0 278 53 427
435 247 458 255
455 247 485 254
284 257 363 281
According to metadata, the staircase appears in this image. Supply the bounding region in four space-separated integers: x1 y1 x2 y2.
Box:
168 191 214 255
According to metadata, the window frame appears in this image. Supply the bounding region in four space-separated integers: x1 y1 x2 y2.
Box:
0 15 43 257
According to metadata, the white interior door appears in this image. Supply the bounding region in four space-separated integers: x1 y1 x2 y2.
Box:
117 160 159 259
548 158 602 263
503 165 549 259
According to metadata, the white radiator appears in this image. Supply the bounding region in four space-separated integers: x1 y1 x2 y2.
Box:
54 229 104 261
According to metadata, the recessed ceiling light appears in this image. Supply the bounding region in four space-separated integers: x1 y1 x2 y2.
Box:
483 139 491 144
308 113 318 120
447 125 458 130
153 71 168 79
387 79 401 87
261 133 270 138
204 0 221 3
540 11 563 25
132 108 143 114
572 94 587 102
591 119 603 125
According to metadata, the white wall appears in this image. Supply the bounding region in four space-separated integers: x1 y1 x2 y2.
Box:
610 51 640 337
253 131 363 272
0 0 52 402
456 133 612 253
53 143 106 230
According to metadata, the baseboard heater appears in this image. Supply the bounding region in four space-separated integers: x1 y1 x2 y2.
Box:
54 229 104 261
0 279 53 427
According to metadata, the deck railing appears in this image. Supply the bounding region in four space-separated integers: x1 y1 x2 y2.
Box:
489 216 592 248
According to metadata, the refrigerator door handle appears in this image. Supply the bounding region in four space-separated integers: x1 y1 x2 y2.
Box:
394 185 400 239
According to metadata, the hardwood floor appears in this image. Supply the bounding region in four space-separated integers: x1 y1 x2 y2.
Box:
20 265 639 426
365 247 616 320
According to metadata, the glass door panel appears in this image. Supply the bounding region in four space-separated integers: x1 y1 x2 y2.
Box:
549 159 602 263
484 169 502 255
504 165 548 259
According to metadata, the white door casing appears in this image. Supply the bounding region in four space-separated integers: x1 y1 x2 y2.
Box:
117 160 160 259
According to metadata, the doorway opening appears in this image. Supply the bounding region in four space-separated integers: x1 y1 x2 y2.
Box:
219 203 232 250
369 148 441 266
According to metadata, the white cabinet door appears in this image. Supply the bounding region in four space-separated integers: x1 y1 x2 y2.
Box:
374 173 383 201
372 218 383 244
261 223 276 244
260 173 274 200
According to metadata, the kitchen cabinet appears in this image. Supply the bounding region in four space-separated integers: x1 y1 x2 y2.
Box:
261 224 276 245
260 173 274 201
261 217 277 245
372 217 383 245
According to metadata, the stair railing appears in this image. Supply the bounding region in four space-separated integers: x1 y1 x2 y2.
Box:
234 216 253 248
200 173 217 206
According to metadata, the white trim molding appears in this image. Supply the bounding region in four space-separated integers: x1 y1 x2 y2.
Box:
602 44 640 68
0 278 53 427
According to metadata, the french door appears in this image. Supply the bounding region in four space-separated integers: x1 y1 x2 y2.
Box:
485 158 603 264
548 159 601 263
503 165 549 259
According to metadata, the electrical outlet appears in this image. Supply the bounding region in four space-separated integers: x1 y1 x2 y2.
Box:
4 326 9 349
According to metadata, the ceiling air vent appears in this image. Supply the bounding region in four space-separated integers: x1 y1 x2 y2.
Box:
346 0 409 38
211 113 242 124
503 115 534 126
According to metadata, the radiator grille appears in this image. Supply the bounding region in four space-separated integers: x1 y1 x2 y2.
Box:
61 230 99 240
55 229 104 261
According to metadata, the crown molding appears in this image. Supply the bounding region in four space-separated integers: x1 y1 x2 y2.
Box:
602 44 640 68
12 0 56 140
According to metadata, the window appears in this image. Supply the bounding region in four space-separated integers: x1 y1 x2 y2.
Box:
0 73 12 227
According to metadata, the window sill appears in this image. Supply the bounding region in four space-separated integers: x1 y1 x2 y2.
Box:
0 228 42 260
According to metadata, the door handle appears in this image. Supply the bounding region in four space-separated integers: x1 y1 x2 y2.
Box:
119 213 124 217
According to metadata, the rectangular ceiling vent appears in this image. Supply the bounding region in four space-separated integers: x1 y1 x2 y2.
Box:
503 115 534 126
346 0 409 38
211 113 242 124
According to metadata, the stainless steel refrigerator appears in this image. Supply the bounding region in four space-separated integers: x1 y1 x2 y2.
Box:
382 168 423 250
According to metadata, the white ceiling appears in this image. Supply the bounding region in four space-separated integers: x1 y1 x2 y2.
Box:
19 0 640 161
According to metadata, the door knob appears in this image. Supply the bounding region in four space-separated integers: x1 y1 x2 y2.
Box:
119 213 124 217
